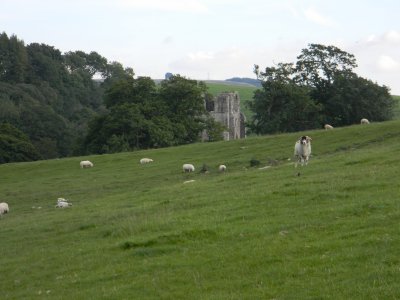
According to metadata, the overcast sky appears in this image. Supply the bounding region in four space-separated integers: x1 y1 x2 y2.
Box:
2 0 400 94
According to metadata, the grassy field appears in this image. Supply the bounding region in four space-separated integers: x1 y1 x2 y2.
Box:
1 120 400 299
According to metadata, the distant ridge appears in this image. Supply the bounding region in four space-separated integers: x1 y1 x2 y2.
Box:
225 77 262 87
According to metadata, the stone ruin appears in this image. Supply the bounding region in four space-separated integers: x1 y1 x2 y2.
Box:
204 92 246 141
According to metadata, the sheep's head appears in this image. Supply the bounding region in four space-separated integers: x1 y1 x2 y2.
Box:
299 136 312 145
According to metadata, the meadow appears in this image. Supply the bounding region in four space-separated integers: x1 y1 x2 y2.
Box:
1 120 400 299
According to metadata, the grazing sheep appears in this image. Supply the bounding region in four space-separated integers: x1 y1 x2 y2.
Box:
294 136 312 168
183 163 195 173
361 118 370 124
140 158 153 164
80 160 93 168
324 124 334 130
218 164 227 172
0 202 9 216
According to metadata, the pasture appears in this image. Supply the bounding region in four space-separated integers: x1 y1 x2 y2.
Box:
1 120 400 299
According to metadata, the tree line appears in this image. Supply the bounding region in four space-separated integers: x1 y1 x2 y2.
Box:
0 32 223 163
0 33 395 164
248 44 394 134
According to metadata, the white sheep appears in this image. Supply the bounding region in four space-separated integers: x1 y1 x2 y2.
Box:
361 118 370 124
294 136 312 168
324 124 334 130
56 201 72 208
183 163 195 173
140 158 153 164
55 198 72 208
218 164 227 172
0 202 9 216
80 160 93 168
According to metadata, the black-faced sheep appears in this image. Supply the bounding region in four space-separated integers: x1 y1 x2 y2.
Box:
294 136 312 167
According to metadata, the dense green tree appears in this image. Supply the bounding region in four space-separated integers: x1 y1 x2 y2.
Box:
250 44 394 133
0 123 41 163
158 75 207 144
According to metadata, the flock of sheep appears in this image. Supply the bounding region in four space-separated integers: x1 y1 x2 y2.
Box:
0 118 371 218
296 118 370 167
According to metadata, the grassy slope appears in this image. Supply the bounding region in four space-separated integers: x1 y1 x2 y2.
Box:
1 120 400 299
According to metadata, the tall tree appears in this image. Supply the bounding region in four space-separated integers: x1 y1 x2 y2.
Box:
250 44 394 133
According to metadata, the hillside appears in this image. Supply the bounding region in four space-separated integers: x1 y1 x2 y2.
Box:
1 120 400 298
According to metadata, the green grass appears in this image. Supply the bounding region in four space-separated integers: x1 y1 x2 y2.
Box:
206 81 258 121
1 120 400 299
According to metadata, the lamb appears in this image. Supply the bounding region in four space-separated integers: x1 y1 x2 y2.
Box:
361 118 370 124
140 158 153 164
182 163 195 173
80 160 93 168
294 136 312 167
324 124 334 130
0 202 9 216
218 164 227 172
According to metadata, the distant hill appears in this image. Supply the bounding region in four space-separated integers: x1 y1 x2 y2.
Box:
225 77 262 87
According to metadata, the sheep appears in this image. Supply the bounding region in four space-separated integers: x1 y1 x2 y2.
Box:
361 118 370 124
0 202 9 216
294 136 312 168
324 124 334 130
183 163 195 173
140 158 153 164
56 201 72 208
218 164 227 172
55 197 72 208
80 160 93 168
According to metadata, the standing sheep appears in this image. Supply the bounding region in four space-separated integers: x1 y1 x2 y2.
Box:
0 202 9 216
294 136 312 167
183 164 195 173
361 118 370 124
324 124 334 130
80 160 94 168
140 158 153 164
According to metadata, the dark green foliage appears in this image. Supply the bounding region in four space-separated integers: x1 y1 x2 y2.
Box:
84 75 220 154
249 158 260 167
0 32 133 161
251 44 395 134
200 163 209 173
0 123 41 163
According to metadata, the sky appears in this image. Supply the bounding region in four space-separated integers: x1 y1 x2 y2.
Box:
2 0 400 94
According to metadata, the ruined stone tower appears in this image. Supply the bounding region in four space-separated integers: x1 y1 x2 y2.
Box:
205 92 246 141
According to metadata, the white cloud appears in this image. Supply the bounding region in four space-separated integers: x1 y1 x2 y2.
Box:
384 30 400 44
117 0 209 13
303 6 336 27
377 55 400 71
